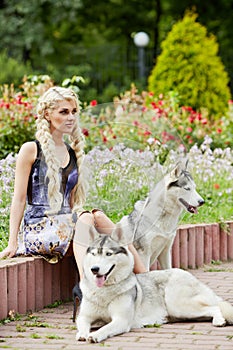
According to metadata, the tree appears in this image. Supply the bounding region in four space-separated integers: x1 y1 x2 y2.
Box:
148 11 231 118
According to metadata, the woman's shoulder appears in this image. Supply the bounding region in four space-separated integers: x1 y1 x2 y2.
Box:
18 141 37 163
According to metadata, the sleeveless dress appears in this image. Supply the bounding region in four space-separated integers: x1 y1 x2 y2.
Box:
17 140 78 263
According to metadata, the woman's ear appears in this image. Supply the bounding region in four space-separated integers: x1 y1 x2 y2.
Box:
44 110 50 121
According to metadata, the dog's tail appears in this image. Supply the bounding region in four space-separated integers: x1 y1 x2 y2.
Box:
219 301 233 324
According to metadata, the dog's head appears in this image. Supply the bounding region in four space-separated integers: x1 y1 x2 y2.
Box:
83 224 134 288
167 159 205 214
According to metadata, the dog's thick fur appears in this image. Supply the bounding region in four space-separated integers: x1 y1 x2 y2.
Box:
119 159 204 269
76 227 233 343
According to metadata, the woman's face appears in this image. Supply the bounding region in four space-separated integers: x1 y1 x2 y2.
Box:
47 99 78 135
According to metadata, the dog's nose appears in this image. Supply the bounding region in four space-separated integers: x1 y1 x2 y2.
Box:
91 266 100 275
198 199 205 206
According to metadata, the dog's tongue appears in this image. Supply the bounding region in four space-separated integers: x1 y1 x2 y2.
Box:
95 276 105 288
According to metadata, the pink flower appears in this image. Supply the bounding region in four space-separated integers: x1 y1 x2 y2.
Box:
201 118 208 125
186 127 193 133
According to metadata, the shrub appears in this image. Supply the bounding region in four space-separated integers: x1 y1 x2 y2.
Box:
0 50 32 86
0 85 37 159
148 11 231 119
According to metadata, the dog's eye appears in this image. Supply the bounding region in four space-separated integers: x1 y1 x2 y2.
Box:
106 252 112 256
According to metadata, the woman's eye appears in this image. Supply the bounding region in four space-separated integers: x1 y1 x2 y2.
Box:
106 252 112 256
184 187 191 191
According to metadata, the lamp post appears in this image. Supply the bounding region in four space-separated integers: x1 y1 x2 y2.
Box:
133 31 150 80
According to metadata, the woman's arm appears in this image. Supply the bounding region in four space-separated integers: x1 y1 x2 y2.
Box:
0 142 37 258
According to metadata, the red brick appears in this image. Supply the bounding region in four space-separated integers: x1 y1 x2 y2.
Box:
35 258 44 310
188 226 196 269
26 258 36 312
60 256 70 300
195 225 204 267
212 223 220 261
220 227 228 261
7 263 18 313
43 260 52 306
227 222 233 260
0 266 8 319
172 230 180 268
180 228 188 269
51 261 61 302
18 261 27 314
204 224 212 264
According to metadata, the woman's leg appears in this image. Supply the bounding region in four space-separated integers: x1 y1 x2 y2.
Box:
73 212 94 280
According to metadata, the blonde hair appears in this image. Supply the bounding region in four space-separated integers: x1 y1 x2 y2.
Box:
35 86 86 214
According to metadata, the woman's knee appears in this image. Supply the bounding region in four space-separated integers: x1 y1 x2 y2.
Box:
78 211 94 226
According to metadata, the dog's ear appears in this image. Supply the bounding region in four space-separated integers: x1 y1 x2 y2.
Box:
170 158 189 180
89 225 100 242
111 223 127 245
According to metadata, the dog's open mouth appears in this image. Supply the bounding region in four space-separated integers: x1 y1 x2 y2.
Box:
179 198 198 214
94 264 115 288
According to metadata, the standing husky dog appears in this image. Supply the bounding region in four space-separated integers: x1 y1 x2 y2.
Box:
76 227 233 343
120 159 204 269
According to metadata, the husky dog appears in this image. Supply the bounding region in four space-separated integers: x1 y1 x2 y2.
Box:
76 227 233 343
119 159 204 269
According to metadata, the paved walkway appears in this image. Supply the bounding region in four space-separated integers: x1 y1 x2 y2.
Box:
0 262 233 350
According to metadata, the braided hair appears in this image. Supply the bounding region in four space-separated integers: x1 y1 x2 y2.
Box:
35 86 86 214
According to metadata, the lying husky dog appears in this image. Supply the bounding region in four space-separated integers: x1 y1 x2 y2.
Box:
119 159 204 269
76 227 233 343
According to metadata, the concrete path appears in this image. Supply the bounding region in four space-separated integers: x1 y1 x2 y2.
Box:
0 262 233 350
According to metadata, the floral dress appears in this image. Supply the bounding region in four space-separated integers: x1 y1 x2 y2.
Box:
17 140 78 263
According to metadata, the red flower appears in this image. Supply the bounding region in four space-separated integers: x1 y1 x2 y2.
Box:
188 116 195 123
90 100 97 106
216 128 222 134
133 120 140 126
213 183 220 190
82 128 89 137
144 130 151 136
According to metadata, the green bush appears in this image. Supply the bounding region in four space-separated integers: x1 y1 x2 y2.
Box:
148 11 231 119
0 85 36 159
0 50 32 86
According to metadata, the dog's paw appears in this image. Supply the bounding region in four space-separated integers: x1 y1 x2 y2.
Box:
76 331 88 341
212 316 226 327
87 330 105 343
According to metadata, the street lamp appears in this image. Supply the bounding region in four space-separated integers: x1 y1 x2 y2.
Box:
133 31 150 80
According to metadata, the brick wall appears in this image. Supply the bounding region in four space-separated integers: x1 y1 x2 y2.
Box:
0 221 232 320
0 255 78 320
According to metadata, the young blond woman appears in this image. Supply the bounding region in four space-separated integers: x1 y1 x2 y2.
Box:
0 87 146 279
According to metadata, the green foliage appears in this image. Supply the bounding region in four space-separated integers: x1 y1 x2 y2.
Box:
148 11 231 118
0 51 32 86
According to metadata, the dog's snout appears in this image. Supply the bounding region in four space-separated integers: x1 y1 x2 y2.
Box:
198 199 205 206
91 266 100 275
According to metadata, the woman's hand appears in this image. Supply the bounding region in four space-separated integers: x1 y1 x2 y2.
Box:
0 243 18 259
